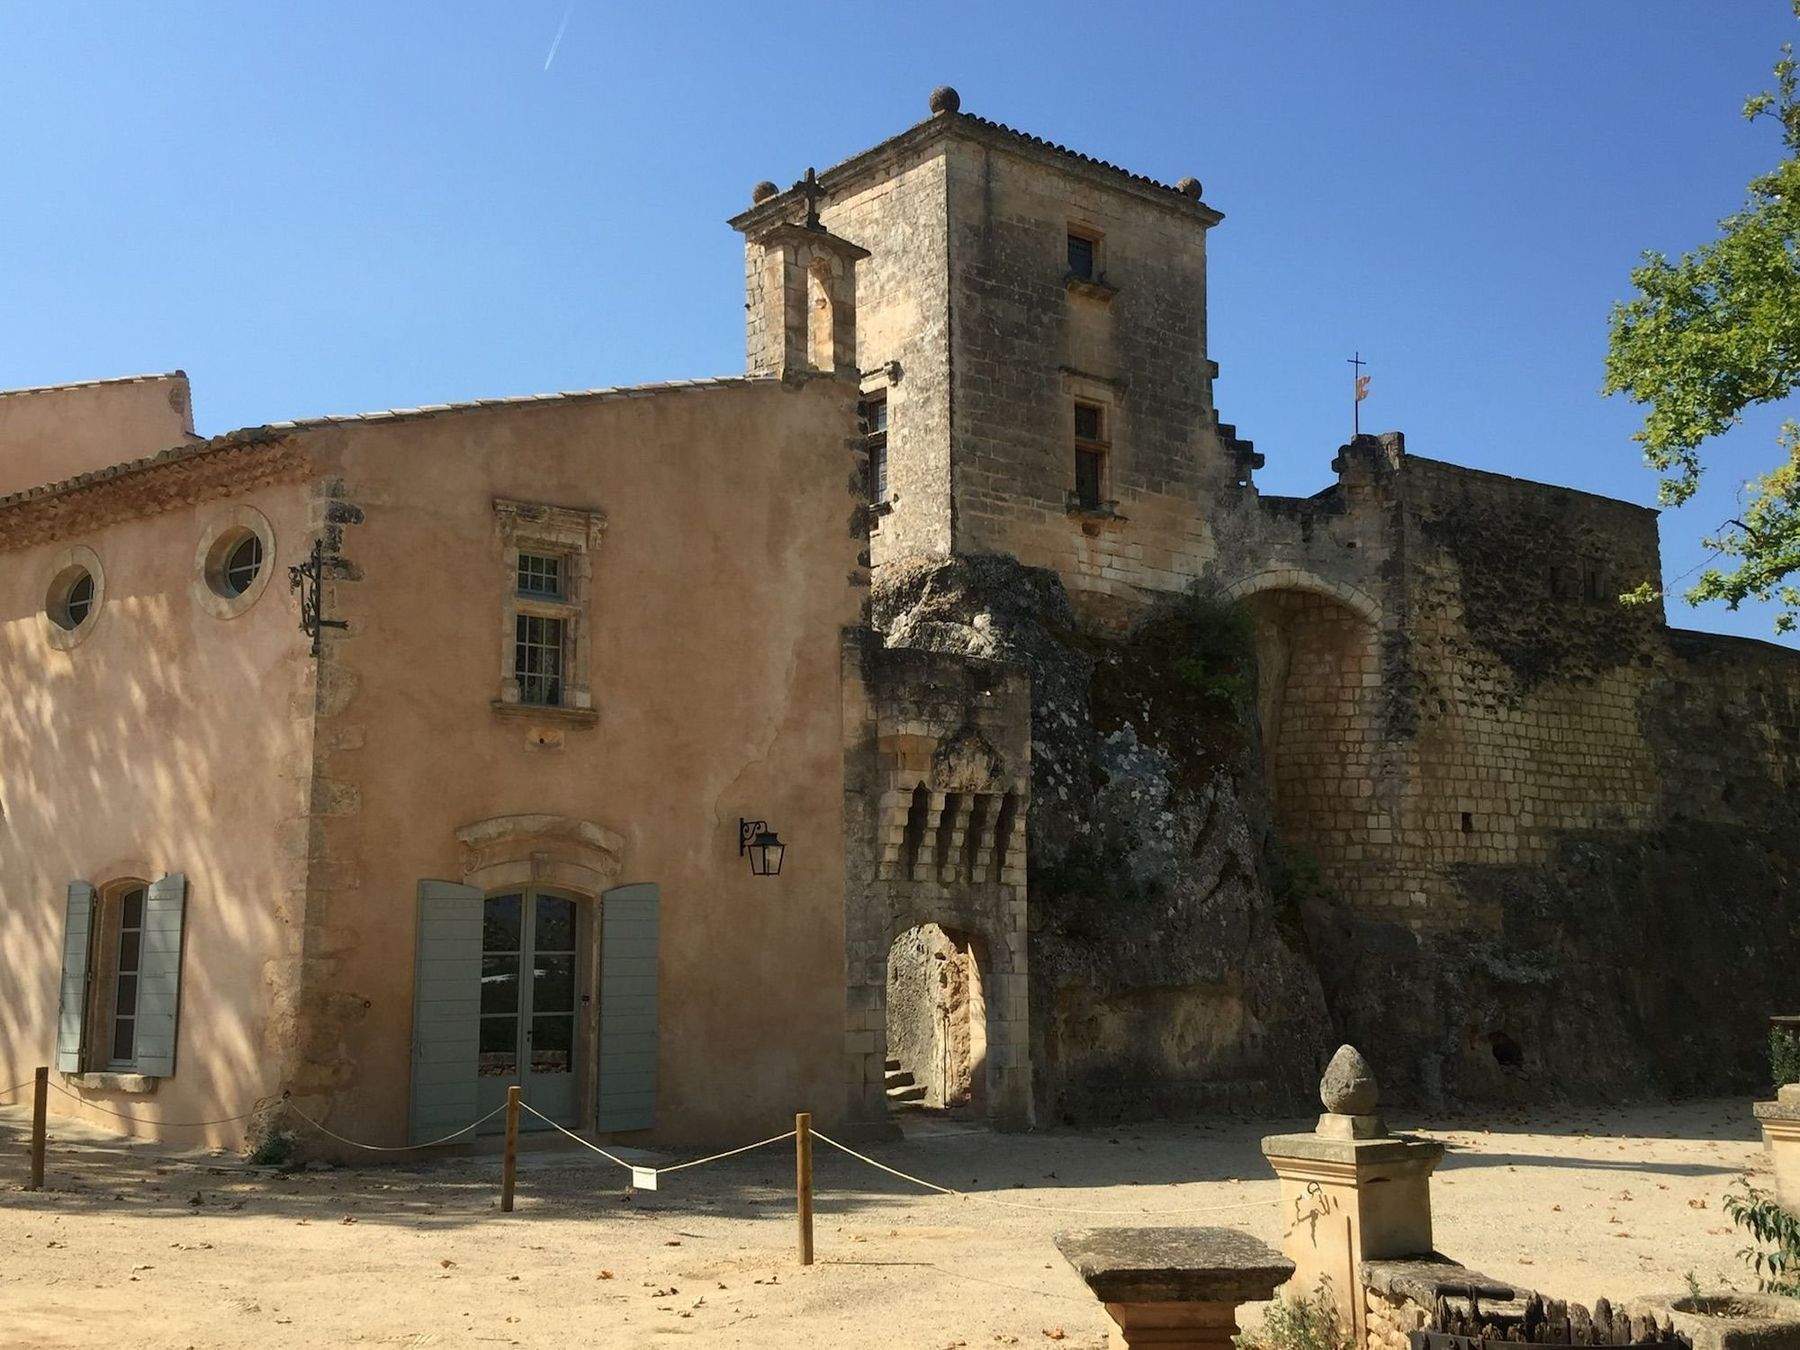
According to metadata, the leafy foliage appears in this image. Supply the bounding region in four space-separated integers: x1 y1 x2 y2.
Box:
1723 1177 1800 1295
1234 1281 1355 1350
1604 3 1800 633
1773 1028 1800 1090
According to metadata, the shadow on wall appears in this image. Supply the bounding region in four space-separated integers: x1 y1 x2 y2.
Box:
0 521 306 1144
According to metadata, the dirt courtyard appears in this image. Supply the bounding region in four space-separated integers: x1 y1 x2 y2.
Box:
0 1099 1771 1349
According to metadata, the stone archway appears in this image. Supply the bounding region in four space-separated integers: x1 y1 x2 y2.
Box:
1231 583 1385 906
884 923 989 1117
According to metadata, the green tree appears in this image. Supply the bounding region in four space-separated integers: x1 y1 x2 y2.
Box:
1604 4 1800 633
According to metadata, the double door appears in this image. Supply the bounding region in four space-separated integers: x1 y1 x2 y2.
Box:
478 889 579 1127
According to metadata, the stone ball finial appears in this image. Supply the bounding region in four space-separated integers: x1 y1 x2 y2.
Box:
1320 1044 1379 1116
1175 176 1203 200
929 85 962 116
751 180 779 205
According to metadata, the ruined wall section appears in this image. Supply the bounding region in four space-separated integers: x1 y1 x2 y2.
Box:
840 632 1033 1131
1388 458 1666 930
942 136 1232 616
816 146 954 565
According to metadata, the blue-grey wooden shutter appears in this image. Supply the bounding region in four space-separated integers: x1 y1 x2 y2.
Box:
55 881 96 1073
410 880 484 1144
597 883 659 1132
135 873 188 1077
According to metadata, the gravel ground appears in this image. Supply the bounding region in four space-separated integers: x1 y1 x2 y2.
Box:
0 1098 1769 1349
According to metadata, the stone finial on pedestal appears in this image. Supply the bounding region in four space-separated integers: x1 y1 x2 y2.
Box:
1261 1045 1445 1331
1318 1043 1386 1140
1056 1227 1294 1350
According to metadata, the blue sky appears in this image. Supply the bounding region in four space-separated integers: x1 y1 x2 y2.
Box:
4 2 1797 644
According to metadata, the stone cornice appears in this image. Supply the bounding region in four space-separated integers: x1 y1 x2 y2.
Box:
0 435 311 553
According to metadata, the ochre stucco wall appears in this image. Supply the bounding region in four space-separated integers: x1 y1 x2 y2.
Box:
0 476 314 1149
0 375 197 499
294 376 864 1148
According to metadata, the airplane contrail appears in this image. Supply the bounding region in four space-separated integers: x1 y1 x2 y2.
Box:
544 3 573 70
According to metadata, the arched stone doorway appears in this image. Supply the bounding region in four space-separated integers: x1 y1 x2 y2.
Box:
884 923 989 1117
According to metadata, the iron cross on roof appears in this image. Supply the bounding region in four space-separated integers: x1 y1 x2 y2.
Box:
797 167 824 229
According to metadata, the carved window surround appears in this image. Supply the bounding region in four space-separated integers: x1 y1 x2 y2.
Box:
456 814 626 896
492 498 607 720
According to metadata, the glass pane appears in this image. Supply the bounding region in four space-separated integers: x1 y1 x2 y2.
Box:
111 1017 135 1064
478 1017 518 1075
517 553 562 598
121 889 144 929
1067 234 1094 279
115 972 137 1009
535 895 576 953
1076 449 1104 508
483 894 522 953
532 955 575 1013
1074 403 1103 442
117 930 141 973
529 1015 573 1074
480 956 521 1015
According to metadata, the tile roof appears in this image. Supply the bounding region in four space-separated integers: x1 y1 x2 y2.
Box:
0 371 187 401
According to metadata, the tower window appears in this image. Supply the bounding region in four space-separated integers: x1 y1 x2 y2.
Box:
859 392 889 504
1067 230 1098 281
514 613 566 706
517 552 564 599
1073 400 1108 510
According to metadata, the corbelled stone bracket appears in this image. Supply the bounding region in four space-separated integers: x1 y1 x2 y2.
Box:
1055 1226 1294 1350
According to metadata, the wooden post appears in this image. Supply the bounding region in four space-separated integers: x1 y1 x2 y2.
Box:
795 1111 814 1266
28 1067 48 1192
500 1085 521 1213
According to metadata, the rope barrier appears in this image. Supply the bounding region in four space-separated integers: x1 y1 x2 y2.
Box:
658 1129 797 1176
47 1080 264 1129
286 1100 508 1153
812 1129 1271 1218
0 1080 35 1100
516 1101 638 1170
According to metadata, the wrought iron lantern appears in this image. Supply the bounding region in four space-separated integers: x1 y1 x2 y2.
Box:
739 818 786 877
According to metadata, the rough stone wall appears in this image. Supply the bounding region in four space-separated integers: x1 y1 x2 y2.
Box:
943 135 1232 618
1309 457 1800 1103
872 554 1336 1122
814 144 955 564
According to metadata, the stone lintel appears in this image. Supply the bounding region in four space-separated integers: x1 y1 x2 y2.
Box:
1055 1226 1293 1306
1755 1099 1800 1124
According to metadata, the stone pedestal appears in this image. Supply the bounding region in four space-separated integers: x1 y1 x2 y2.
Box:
1260 1046 1444 1332
1754 1085 1800 1215
1055 1227 1295 1350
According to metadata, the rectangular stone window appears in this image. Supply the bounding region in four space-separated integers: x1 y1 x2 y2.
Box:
493 499 607 721
514 613 565 706
108 885 145 1066
1073 400 1108 511
517 552 563 599
1067 230 1098 281
859 392 889 504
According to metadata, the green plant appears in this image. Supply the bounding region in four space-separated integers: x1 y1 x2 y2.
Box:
1772 1028 1800 1090
1233 1280 1355 1350
1723 1177 1800 1295
1685 1269 1704 1300
247 1128 298 1167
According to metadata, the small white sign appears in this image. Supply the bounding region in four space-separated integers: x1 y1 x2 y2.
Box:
631 1166 658 1192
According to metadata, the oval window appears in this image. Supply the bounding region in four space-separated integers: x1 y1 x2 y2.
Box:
49 567 96 631
223 534 263 596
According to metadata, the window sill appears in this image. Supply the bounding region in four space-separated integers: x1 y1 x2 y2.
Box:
1065 274 1118 303
63 1071 160 1095
491 700 599 728
1066 501 1129 533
